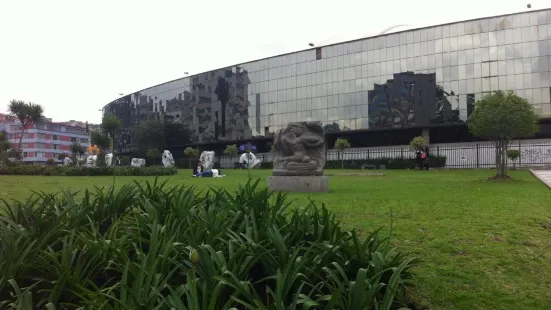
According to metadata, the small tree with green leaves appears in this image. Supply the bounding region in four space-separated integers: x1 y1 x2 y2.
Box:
184 147 200 169
468 90 538 179
90 130 110 154
333 138 350 169
70 142 84 162
409 136 425 152
101 113 121 154
506 149 521 170
146 148 162 166
223 144 238 167
46 158 56 166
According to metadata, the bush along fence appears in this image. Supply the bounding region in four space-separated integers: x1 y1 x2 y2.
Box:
216 138 551 169
256 155 447 170
0 165 178 176
0 179 418 309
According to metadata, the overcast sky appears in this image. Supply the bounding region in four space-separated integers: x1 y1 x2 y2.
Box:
1 0 549 124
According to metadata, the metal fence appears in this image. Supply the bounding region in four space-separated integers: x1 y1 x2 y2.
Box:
215 138 551 169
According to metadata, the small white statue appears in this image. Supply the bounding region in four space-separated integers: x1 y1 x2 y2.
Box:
239 152 261 169
86 154 97 167
162 150 175 167
131 158 146 167
63 157 73 166
200 151 215 171
105 153 113 167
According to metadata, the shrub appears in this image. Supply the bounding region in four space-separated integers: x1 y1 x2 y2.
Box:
0 165 178 176
119 156 131 166
0 179 418 309
260 156 447 170
409 136 425 151
46 158 56 166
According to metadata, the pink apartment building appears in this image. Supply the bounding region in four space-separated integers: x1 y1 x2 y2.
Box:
0 113 90 164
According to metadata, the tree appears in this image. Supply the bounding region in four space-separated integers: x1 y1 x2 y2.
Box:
71 142 84 161
90 130 110 153
409 136 425 152
146 148 162 166
468 90 538 179
506 149 521 170
134 120 166 155
0 131 11 163
101 113 121 154
8 100 44 155
46 158 56 166
223 144 238 166
333 138 350 169
184 147 200 169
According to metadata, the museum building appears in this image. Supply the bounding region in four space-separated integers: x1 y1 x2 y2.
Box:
103 8 551 155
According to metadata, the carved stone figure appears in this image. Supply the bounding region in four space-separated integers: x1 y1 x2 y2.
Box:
239 152 261 168
131 158 146 167
200 151 215 171
86 154 97 167
63 157 73 166
105 153 113 167
162 150 175 167
272 122 326 176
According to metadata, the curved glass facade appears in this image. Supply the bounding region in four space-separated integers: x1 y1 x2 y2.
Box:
104 9 551 149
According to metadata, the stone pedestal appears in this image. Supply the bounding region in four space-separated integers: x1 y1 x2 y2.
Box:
267 176 329 193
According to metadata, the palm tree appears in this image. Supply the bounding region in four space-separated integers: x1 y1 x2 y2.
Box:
8 100 44 155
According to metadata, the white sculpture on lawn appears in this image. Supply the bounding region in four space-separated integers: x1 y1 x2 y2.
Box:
63 157 73 166
200 151 215 171
239 152 261 168
86 154 97 167
162 150 175 167
131 158 146 167
105 153 113 167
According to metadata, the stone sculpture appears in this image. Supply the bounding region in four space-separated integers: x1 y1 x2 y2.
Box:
268 122 328 192
86 154 97 167
63 157 73 166
239 152 261 168
131 158 146 167
105 153 113 167
200 151 215 171
272 122 326 176
162 150 175 167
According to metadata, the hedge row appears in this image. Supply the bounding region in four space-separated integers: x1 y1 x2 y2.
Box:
0 165 179 176
258 155 447 170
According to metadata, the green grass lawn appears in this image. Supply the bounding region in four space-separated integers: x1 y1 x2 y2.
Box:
1 169 551 309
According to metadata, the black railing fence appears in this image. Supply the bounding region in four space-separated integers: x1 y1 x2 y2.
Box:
205 139 551 169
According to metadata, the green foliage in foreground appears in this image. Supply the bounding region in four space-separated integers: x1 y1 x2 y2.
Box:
0 179 417 309
0 165 178 176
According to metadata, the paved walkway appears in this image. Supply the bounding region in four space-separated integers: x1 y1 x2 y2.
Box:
530 169 551 189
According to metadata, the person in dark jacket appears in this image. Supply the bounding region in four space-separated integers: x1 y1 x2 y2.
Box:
192 159 201 176
422 146 430 170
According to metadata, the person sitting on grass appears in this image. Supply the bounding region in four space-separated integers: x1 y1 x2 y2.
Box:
192 160 202 176
193 168 225 177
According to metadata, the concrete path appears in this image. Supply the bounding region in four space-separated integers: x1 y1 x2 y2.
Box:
530 169 551 189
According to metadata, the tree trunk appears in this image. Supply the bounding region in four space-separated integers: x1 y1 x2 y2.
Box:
18 128 25 154
494 140 508 178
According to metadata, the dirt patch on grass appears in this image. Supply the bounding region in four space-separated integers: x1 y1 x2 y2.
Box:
325 172 385 177
487 175 513 181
